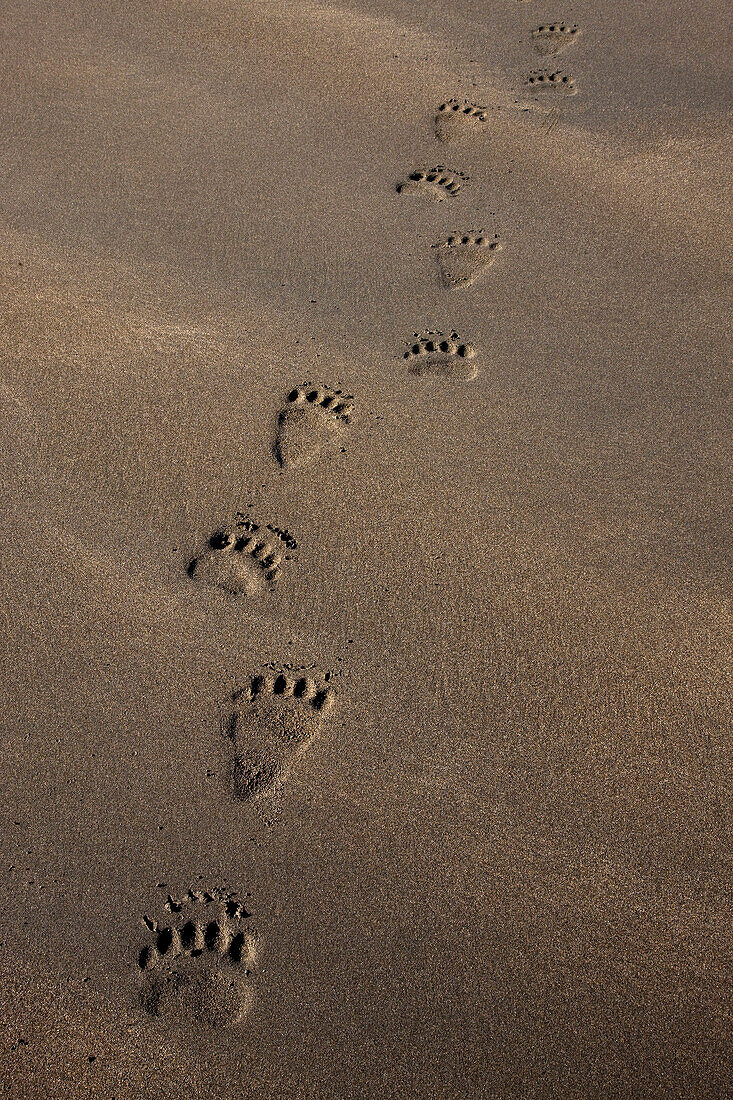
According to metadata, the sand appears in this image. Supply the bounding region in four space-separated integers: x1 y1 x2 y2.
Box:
1 0 731 1096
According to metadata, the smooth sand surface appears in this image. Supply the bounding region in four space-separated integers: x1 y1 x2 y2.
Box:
1 1 731 1096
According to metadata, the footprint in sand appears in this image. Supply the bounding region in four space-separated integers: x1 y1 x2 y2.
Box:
188 518 296 596
137 888 261 1029
525 69 578 96
433 232 503 289
396 166 468 201
226 670 337 801
531 22 581 56
274 384 353 469
403 331 478 380
434 99 489 143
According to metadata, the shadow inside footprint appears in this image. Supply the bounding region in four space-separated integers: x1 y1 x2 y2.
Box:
137 888 260 1030
525 70 578 96
403 331 478 381
275 385 353 469
396 166 467 201
532 23 581 56
434 233 503 289
189 521 294 597
227 672 336 800
434 99 488 143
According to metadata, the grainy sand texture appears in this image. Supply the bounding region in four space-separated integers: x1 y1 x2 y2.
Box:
1 0 731 1097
